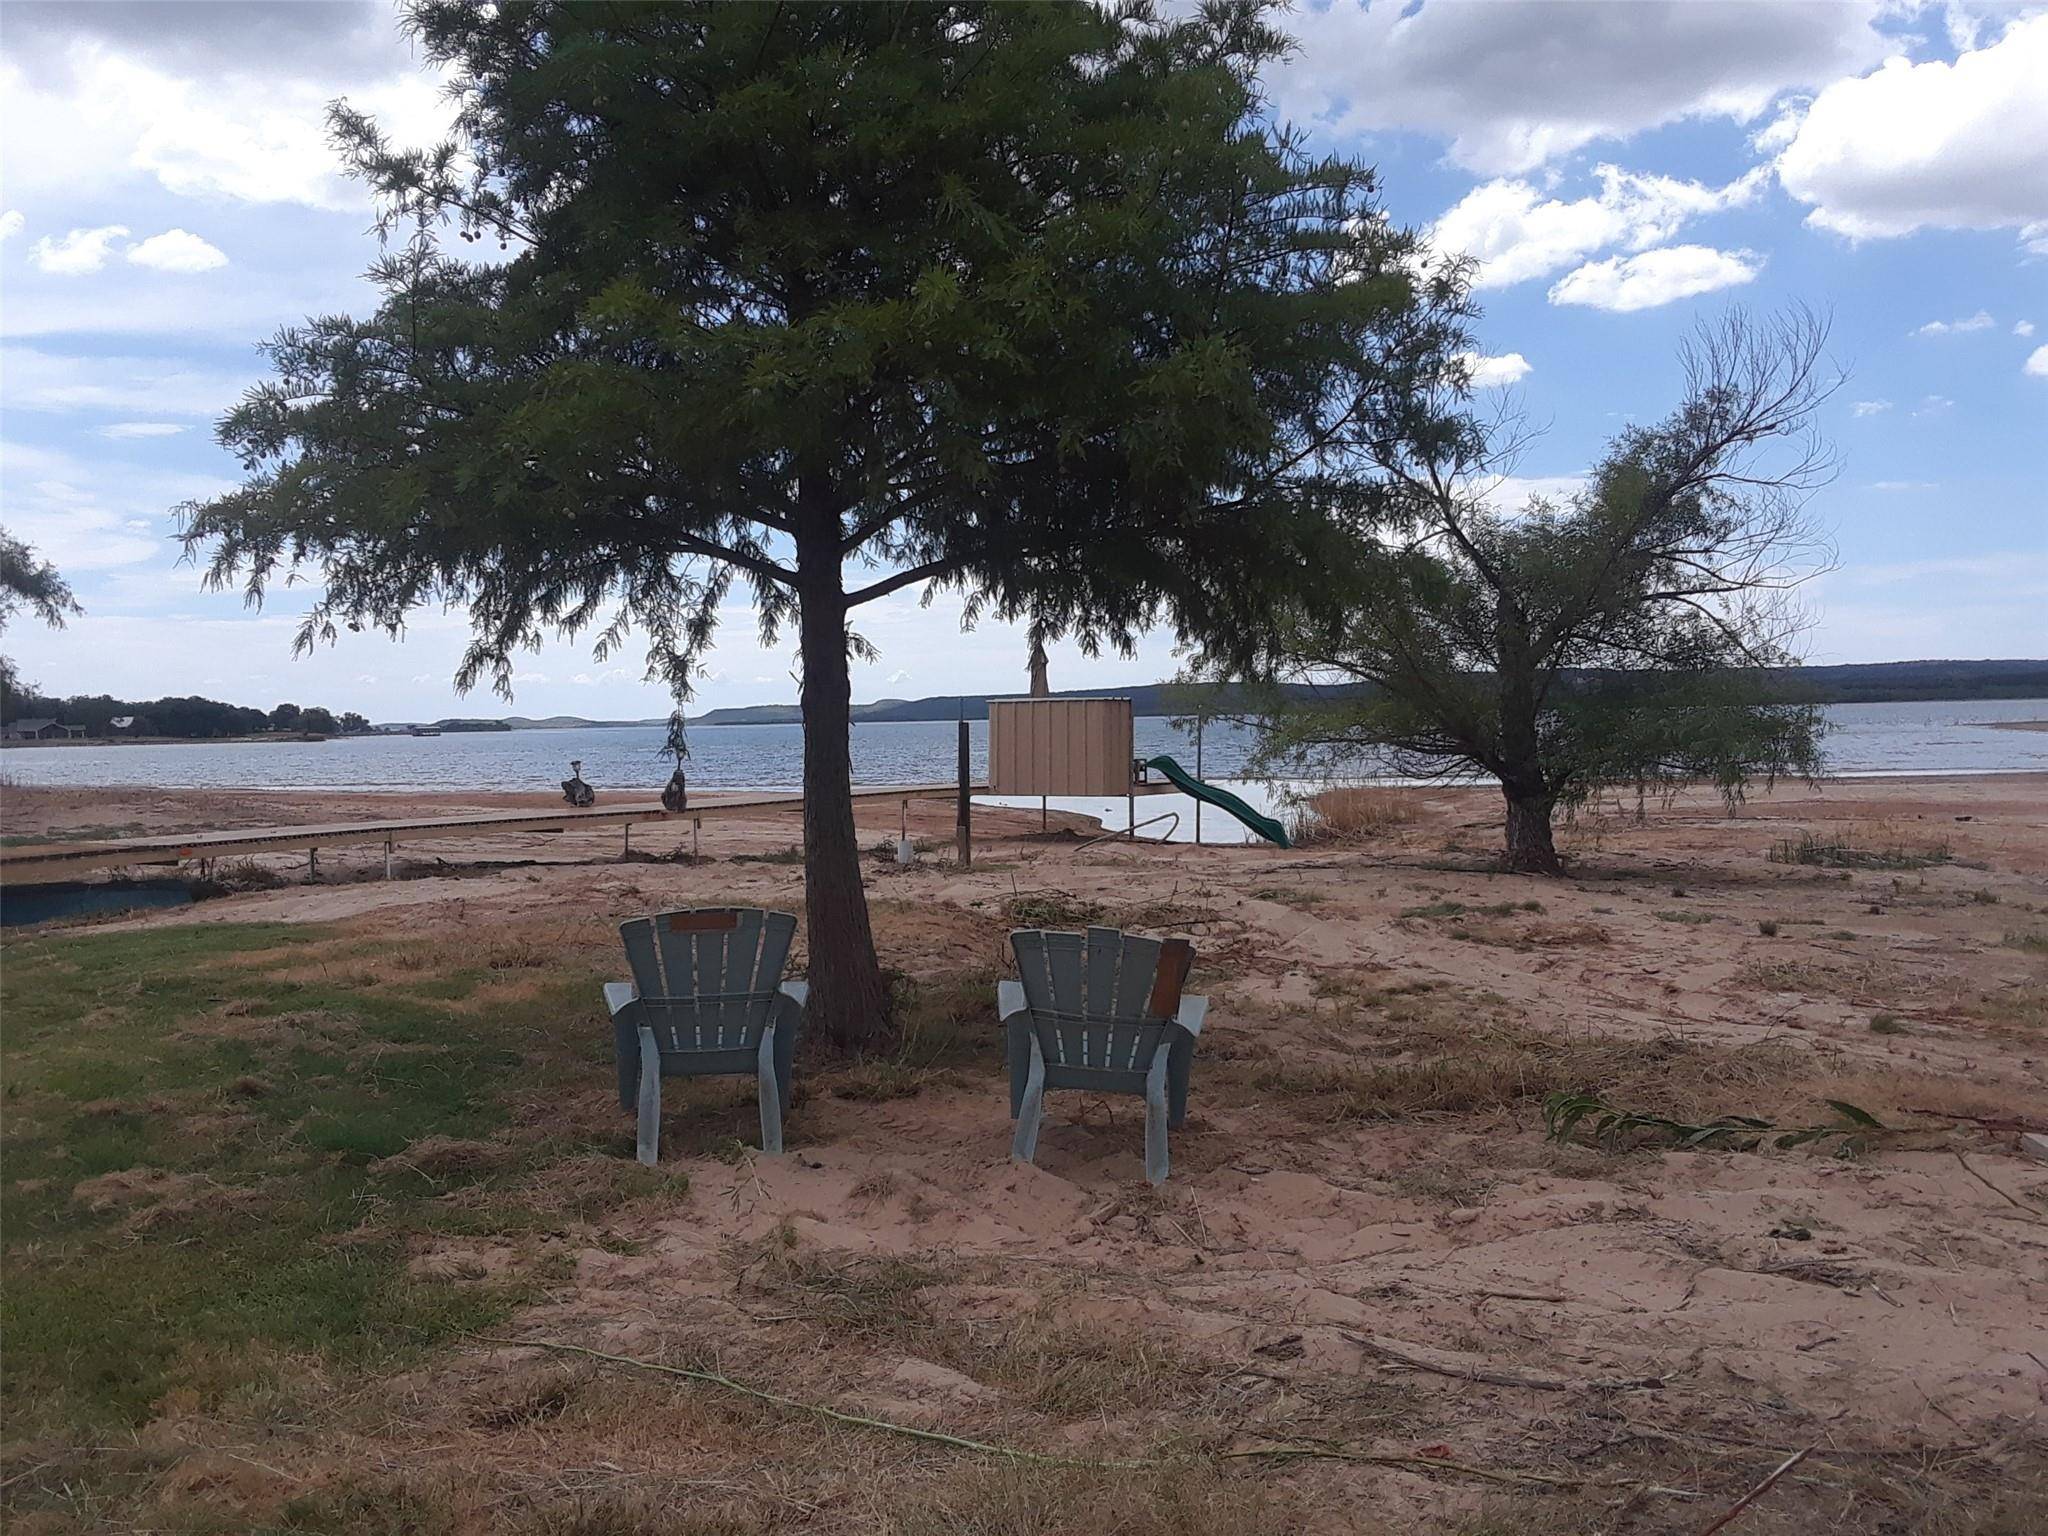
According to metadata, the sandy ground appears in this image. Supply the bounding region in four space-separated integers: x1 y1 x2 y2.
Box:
5 774 2047 1530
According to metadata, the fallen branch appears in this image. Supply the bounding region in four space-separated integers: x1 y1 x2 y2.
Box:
1224 1445 1695 1499
1691 1446 1811 1536
1344 1331 1665 1392
476 1335 1147 1470
1954 1151 2043 1220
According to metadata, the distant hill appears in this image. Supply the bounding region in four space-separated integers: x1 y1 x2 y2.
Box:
375 660 2048 732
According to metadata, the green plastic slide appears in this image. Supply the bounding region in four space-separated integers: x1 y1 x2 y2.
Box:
1143 756 1291 847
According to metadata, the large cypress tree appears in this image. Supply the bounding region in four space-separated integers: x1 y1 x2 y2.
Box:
184 0 1468 1047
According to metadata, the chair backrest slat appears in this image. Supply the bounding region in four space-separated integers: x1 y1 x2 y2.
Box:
621 908 796 1058
1010 926 1189 1078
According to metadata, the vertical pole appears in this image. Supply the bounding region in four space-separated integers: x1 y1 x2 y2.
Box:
900 798 908 842
1194 715 1204 847
692 817 701 860
1127 790 1135 841
384 838 393 880
956 717 972 868
624 822 631 857
308 847 318 878
1040 793 1047 832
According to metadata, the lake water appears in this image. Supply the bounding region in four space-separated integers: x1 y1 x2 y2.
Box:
2 700 2042 845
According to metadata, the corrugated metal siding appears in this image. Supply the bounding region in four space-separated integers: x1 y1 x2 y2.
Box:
987 698 1134 795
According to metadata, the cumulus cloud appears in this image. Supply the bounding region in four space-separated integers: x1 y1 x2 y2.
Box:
1775 13 2048 253
1912 310 1994 336
1458 351 1533 388
0 5 454 210
29 223 129 275
2026 345 2048 379
1429 165 1766 289
2017 321 2037 338
1547 246 1762 312
1850 400 1893 417
126 228 227 272
0 209 22 243
1274 0 1892 174
1914 395 1956 413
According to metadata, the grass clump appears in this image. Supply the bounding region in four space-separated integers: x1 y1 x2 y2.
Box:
1001 893 1105 929
1655 909 1713 924
1286 785 1415 846
1869 1013 1908 1035
1769 830 1951 870
1758 920 1780 937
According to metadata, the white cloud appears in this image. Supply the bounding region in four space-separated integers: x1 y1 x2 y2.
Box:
1850 399 1892 417
2017 321 2037 338
1912 310 1994 336
1914 395 1956 413
1430 165 1765 289
97 422 187 439
0 440 183 570
1776 13 2048 254
1870 480 1938 492
0 29 456 212
2026 345 2048 379
1458 350 1532 388
126 229 227 272
0 209 22 243
1274 0 1891 175
1 346 252 417
28 223 129 275
886 670 914 685
1547 246 1763 313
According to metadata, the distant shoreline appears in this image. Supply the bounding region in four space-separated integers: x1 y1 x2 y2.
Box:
1983 720 2048 732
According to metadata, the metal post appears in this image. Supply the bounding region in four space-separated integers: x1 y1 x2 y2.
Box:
1194 714 1204 846
308 847 318 878
692 817 701 860
623 822 631 857
955 717 972 868
1040 793 1047 832
384 838 393 880
1127 790 1135 840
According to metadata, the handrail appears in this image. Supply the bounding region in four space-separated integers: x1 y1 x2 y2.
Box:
1076 810 1180 851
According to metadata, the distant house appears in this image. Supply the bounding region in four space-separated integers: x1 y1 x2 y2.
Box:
2 718 86 741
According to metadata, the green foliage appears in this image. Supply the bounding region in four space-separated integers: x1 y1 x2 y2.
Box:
1229 310 1835 873
181 0 1466 694
1542 1090 1884 1156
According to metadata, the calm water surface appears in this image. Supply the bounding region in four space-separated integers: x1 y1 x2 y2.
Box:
3 700 2042 845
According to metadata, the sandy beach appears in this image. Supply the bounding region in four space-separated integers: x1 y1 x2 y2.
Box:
3 772 2045 1531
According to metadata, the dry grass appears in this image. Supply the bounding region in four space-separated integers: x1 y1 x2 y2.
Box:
1287 785 1416 846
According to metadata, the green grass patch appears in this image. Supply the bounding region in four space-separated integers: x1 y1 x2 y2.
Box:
0 919 663 1454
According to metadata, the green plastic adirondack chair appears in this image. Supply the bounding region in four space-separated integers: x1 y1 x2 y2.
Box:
603 907 807 1163
1002 926 1207 1184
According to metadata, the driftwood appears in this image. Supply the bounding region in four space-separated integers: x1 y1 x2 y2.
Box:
1344 1330 1664 1391
1691 1447 1811 1536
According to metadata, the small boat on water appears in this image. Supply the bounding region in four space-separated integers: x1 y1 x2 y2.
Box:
409 725 442 737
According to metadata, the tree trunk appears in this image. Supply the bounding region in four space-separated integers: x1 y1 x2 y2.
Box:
796 537 891 1052
1502 784 1564 876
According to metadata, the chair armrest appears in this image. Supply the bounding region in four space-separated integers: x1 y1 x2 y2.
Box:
1174 995 1208 1037
606 982 642 1111
998 979 1028 1022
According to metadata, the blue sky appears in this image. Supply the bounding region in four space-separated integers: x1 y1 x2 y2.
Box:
2 0 2043 722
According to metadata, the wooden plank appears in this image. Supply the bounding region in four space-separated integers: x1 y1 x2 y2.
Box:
0 783 982 885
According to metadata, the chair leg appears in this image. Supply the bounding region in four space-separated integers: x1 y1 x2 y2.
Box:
1010 1041 1046 1165
636 1029 662 1167
755 1029 784 1155
1143 1052 1171 1185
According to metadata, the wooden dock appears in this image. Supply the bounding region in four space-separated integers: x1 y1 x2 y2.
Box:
0 784 978 885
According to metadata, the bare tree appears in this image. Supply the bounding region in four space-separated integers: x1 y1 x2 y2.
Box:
1241 308 1838 874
